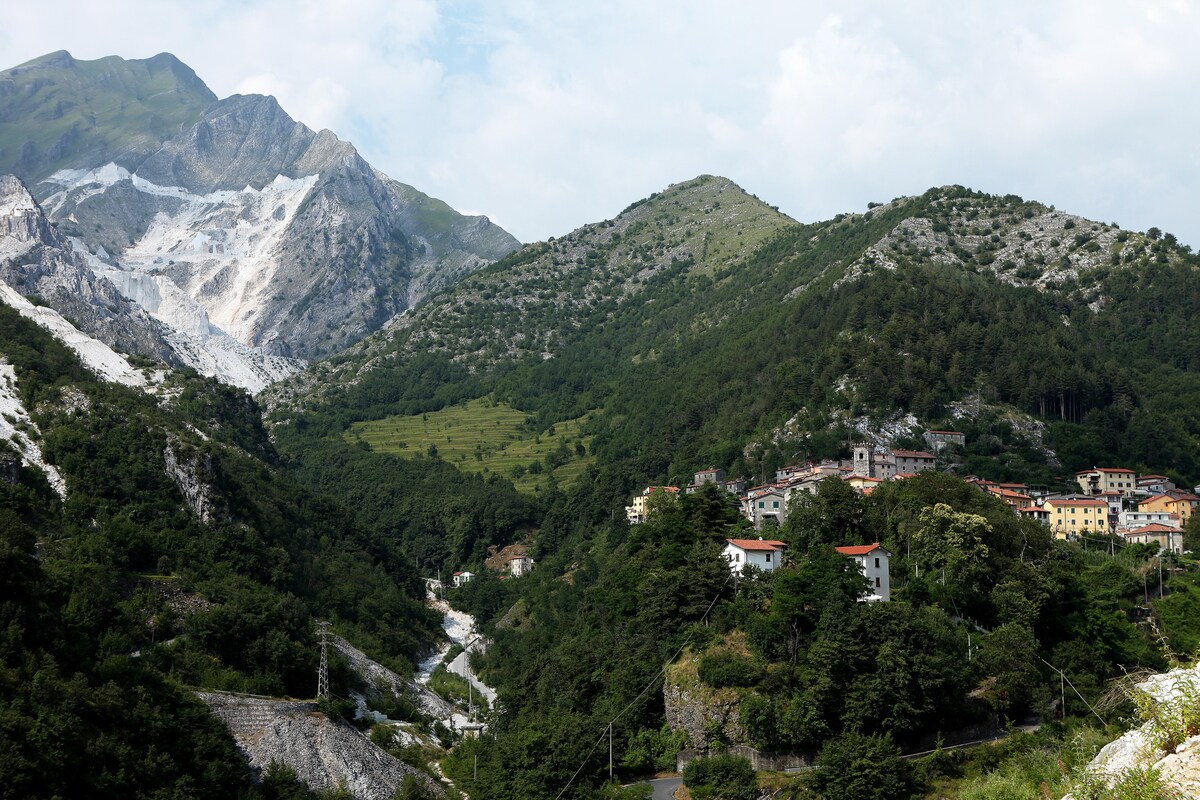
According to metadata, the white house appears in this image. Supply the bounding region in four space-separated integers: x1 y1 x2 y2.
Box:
835 543 892 602
452 571 475 588
724 538 787 574
509 555 534 577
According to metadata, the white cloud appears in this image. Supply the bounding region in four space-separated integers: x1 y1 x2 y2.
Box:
3 1 1200 244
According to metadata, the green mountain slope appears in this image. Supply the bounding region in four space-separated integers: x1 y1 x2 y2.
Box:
272 181 1200 501
0 50 215 180
0 302 484 796
268 179 1200 799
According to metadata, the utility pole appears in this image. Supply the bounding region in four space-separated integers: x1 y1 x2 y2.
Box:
317 620 330 699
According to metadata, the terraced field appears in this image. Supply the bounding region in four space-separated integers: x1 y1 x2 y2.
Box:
345 398 593 494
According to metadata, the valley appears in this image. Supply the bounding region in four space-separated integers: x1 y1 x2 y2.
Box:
3 43 1200 800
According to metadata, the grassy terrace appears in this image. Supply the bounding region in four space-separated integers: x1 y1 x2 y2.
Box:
345 398 593 494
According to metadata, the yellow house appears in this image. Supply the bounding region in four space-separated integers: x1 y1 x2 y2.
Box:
1044 498 1109 538
1140 493 1200 527
624 485 679 525
844 475 884 492
988 487 1033 509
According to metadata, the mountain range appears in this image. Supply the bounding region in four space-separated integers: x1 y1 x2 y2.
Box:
4 47 1200 800
0 50 518 390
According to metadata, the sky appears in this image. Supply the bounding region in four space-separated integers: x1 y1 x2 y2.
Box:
2 1 1198 245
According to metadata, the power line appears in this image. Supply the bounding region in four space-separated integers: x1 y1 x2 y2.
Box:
553 570 735 800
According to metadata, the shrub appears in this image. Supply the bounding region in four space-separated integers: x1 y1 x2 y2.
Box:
697 651 763 688
812 732 909 800
682 754 757 800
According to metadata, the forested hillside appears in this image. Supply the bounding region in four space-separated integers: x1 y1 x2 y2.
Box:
271 180 1200 548
0 303 447 797
262 178 1200 798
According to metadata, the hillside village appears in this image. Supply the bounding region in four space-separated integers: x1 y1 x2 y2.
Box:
624 429 1200 594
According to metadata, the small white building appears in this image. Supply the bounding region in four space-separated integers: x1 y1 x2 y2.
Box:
724 538 787 574
452 571 475 588
835 543 892 602
509 555 534 577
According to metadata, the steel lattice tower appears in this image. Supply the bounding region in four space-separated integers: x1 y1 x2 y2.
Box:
317 620 330 699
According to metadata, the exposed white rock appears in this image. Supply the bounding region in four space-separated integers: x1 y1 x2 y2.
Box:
0 363 65 498
46 165 315 392
1066 663 1200 799
0 280 158 389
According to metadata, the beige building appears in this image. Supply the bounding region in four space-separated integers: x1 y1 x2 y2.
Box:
1075 467 1137 497
1140 493 1200 527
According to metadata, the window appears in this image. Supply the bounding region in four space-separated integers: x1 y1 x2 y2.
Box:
772 501 779 509
875 577 881 588
765 553 772 563
758 501 764 508
874 557 880 568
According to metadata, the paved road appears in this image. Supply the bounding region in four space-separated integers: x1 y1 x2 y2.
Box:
644 776 680 800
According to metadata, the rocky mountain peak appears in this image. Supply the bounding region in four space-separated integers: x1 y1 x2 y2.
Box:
135 93 354 193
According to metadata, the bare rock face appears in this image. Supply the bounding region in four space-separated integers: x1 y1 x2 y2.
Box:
162 437 225 524
197 692 442 800
0 174 180 364
664 671 747 752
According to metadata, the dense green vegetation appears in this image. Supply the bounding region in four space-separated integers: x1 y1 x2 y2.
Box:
433 477 1185 799
257 182 1200 796
274 183 1200 514
0 304 441 796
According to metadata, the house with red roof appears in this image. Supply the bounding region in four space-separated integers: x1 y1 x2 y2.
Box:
1121 523 1184 555
1044 498 1109 537
724 538 787 574
835 543 892 601
1076 467 1137 497
452 571 475 588
1137 475 1176 496
1140 493 1200 527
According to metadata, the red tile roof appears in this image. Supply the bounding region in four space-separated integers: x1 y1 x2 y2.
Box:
1127 524 1184 534
835 543 889 556
1076 467 1135 474
1047 499 1107 507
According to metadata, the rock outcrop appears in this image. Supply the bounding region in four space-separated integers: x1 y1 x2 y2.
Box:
1065 663 1200 798
197 691 442 800
664 649 748 752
